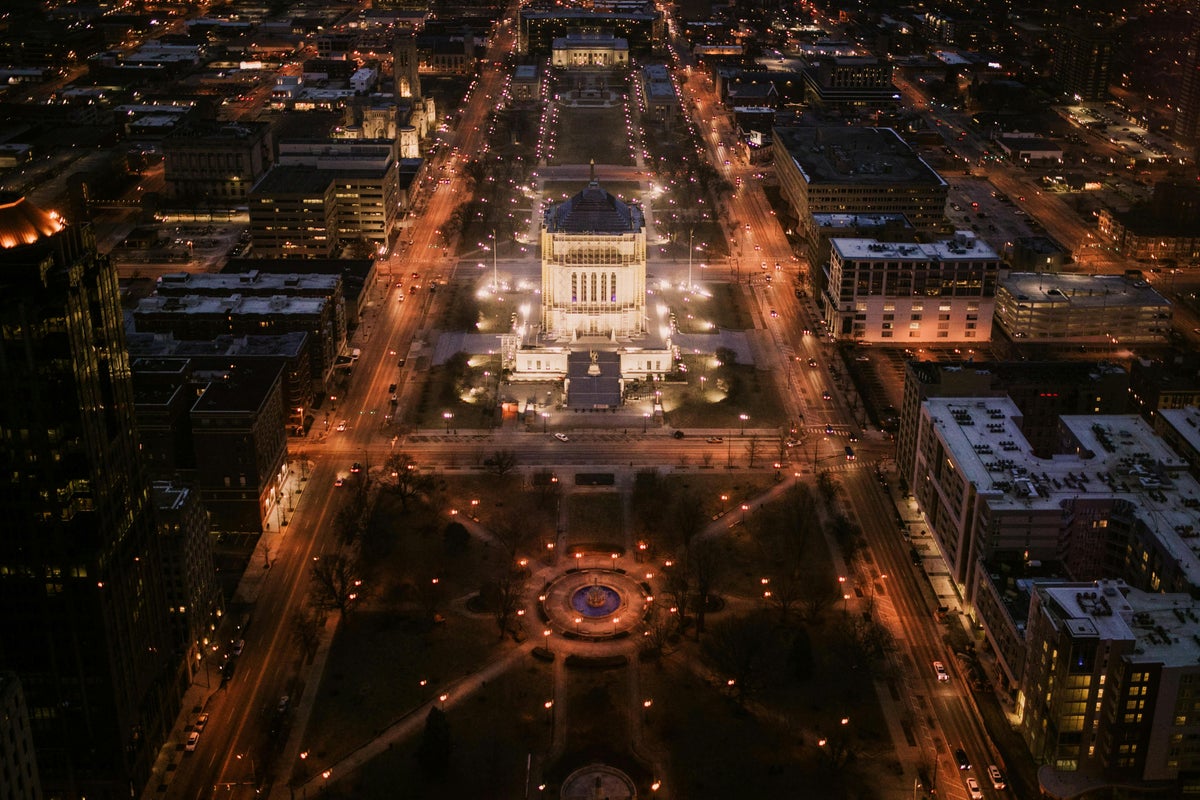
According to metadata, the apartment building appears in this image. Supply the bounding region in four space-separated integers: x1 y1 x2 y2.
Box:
824 232 1000 343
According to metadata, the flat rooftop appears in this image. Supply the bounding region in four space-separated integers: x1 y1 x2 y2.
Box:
1158 406 1200 458
1040 581 1200 667
924 397 1200 587
774 126 946 186
157 271 339 294
833 233 998 262
1000 272 1171 309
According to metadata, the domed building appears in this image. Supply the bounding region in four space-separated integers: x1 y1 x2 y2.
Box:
508 171 673 409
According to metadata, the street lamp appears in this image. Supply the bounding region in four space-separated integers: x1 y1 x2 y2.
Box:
739 413 749 436
541 411 549 433
443 411 453 432
643 412 650 433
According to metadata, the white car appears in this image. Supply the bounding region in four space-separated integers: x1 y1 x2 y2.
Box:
553 433 569 442
185 732 200 752
966 777 983 799
336 419 347 432
988 765 1006 790
933 661 950 682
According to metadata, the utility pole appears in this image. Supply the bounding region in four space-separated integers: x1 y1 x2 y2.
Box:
687 228 694 291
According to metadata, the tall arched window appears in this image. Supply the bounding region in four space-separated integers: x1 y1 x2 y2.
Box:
571 273 577 302
600 273 607 303
591 273 598 302
611 272 617 302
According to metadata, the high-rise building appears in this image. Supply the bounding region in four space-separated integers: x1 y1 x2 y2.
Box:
0 194 178 798
1052 19 1112 102
1174 21 1200 148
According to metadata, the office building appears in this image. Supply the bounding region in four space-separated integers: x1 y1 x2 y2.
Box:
0 194 177 798
274 139 403 248
800 55 898 110
247 168 339 259
162 120 274 204
132 293 341 388
897 359 1129 482
151 483 223 680
189 362 288 535
773 126 948 242
909 398 1199 608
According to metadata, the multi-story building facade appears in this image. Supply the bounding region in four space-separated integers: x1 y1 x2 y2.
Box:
773 126 948 242
132 294 341 389
1019 581 1200 794
897 359 1129 483
0 674 41 800
153 271 346 349
994 273 1172 345
1096 181 1200 262
189 363 288 534
540 176 647 340
130 332 313 436
800 55 898 110
1173 21 1200 147
0 195 178 799
274 139 402 248
162 120 273 204
247 168 338 259
151 483 223 681
824 233 1000 343
1052 19 1113 102
551 33 630 68
910 398 1200 608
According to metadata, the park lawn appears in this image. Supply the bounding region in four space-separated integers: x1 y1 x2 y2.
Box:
310 660 555 800
665 283 749 334
658 473 775 520
564 492 624 550
660 362 788 431
551 105 633 166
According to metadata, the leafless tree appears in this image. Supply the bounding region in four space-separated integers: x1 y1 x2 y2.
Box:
702 610 778 705
690 538 725 636
290 608 322 660
745 434 761 468
488 449 519 476
488 501 538 562
382 452 434 510
798 570 837 624
669 490 707 554
639 603 679 660
489 565 528 640
309 552 364 617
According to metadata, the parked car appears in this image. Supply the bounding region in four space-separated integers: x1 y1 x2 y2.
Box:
966 777 983 799
955 747 972 770
232 639 245 656
186 732 200 752
988 765 1007 790
194 713 209 732
933 661 950 682
553 433 569 442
